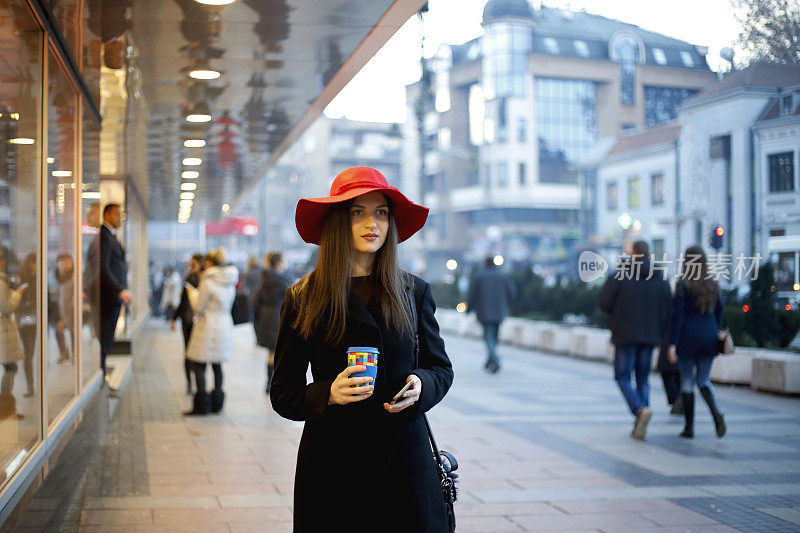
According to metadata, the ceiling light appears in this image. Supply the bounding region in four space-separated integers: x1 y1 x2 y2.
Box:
178 218 189 223
222 204 230 213
181 171 199 179
180 192 195 200
181 182 197 191
188 69 221 80
47 157 55 163
194 0 236 4
182 157 202 166
52 170 72 177
180 199 193 207
184 139 206 148
186 114 211 123
81 192 101 199
8 138 35 145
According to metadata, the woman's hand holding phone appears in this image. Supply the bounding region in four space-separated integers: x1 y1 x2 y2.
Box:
328 365 374 405
383 374 421 413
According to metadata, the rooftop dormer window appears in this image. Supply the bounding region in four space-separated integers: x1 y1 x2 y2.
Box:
574 40 589 57
652 48 667 65
679 50 695 67
781 93 796 116
543 37 559 54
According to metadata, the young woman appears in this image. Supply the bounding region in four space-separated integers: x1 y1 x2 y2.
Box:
252 251 292 394
184 249 238 415
55 253 75 363
171 253 204 394
668 245 727 439
271 167 454 532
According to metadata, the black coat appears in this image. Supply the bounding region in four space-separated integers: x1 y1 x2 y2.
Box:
670 281 724 360
597 260 672 347
271 275 454 533
252 270 292 350
99 225 127 305
466 267 516 323
172 272 200 325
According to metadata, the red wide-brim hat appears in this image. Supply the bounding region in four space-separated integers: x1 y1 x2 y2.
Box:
295 166 429 245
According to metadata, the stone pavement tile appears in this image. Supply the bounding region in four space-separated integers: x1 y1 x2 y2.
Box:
514 477 630 490
454 515 525 532
552 498 686 515
207 470 275 484
147 473 211 485
643 510 727 526
228 522 293 533
152 507 293 524
13 510 54 527
619 527 741 533
216 494 294 508
80 525 230 533
697 484 765 497
512 512 660 532
758 507 800 526
83 496 220 510
147 483 280 497
455 502 565 517
80 509 154 525
458 478 527 491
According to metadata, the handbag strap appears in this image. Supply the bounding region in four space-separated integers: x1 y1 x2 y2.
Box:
406 283 445 466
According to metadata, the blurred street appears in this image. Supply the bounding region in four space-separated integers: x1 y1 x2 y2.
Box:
11 320 800 532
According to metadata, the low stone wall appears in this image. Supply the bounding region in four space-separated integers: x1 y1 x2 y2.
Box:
435 309 799 394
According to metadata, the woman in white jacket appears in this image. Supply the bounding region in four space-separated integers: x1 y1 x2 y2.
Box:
184 249 239 415
0 246 25 419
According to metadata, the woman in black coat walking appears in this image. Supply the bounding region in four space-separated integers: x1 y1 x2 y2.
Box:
271 167 454 532
668 245 727 439
252 251 292 393
171 254 204 394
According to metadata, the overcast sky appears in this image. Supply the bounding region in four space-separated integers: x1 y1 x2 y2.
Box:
324 0 743 123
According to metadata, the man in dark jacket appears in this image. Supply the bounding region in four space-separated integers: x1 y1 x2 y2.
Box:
467 256 517 373
597 241 671 440
98 203 131 376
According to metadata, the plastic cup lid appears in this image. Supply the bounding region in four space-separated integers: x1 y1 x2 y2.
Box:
346 347 380 354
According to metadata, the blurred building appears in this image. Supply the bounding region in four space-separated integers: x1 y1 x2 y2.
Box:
405 0 716 280
594 63 800 286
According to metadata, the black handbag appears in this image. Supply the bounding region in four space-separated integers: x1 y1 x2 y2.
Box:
230 292 251 325
407 285 458 532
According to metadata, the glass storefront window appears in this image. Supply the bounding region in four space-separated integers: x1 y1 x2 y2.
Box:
0 3 43 487
81 107 101 386
46 53 79 426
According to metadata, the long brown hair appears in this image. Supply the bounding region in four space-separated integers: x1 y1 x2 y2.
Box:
679 245 718 314
291 198 413 345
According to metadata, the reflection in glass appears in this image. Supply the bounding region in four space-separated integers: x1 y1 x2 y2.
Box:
0 4 42 488
644 87 697 126
81 109 101 386
46 53 78 426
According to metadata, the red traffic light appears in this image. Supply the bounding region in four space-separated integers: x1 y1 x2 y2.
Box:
742 305 750 312
715 226 725 237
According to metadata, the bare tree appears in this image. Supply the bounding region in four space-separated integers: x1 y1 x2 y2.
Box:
733 0 800 64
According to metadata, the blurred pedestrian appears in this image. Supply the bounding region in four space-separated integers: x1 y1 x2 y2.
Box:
271 166 454 532
597 241 671 440
252 251 292 393
184 249 239 415
467 256 516 373
149 263 163 317
668 245 727 439
55 253 75 364
98 203 131 376
0 246 25 418
242 255 263 298
170 254 204 395
15 252 36 396
160 266 181 320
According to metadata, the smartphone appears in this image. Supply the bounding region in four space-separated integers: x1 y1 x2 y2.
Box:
390 381 413 405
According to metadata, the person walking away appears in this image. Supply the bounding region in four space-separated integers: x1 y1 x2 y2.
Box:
55 253 75 363
271 167 454 532
597 240 671 440
243 256 263 299
467 256 516 373
253 252 292 393
170 254 203 394
0 246 25 418
668 245 727 439
184 250 238 415
98 203 131 377
15 253 37 396
161 267 181 321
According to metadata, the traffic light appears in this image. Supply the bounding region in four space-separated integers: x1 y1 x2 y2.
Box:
710 226 725 249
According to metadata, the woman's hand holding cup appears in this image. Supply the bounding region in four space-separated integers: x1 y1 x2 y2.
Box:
328 365 374 405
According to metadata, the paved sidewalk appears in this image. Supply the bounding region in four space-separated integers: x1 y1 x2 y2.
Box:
11 319 800 532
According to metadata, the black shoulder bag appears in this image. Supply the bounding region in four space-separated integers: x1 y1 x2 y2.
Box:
407 285 458 532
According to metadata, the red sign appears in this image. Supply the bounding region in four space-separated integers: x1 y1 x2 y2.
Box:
205 217 258 236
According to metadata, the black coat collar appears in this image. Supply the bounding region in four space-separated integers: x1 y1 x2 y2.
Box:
347 290 378 329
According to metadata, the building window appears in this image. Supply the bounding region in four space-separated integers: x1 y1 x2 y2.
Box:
517 117 527 143
770 229 786 237
497 161 509 186
679 50 695 67
607 182 618 210
622 123 636 132
574 40 590 57
438 127 451 150
482 22 530 99
768 152 795 192
652 48 667 65
644 86 698 126
535 77 597 184
468 84 485 146
543 37 560 54
653 238 665 258
781 94 796 116
496 97 507 142
483 163 492 186
518 162 527 185
651 172 664 206
611 34 641 105
628 176 640 208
